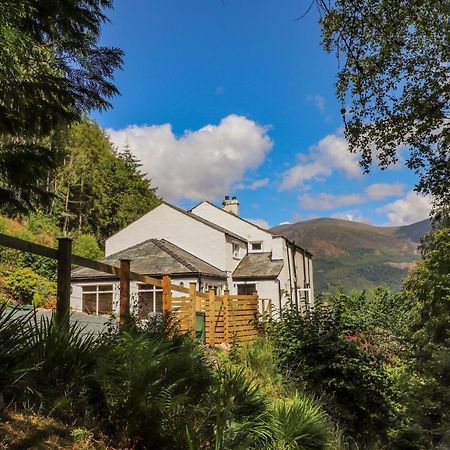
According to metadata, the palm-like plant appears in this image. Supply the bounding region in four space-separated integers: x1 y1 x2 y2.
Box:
270 393 332 450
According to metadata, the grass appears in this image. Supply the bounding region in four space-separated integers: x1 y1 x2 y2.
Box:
0 409 108 450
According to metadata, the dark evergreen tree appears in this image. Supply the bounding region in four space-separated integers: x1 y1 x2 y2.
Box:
0 0 123 213
51 120 160 242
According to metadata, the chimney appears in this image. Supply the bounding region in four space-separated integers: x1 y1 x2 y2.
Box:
223 195 240 216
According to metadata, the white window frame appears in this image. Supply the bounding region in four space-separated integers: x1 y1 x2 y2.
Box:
250 241 263 252
137 283 164 314
296 288 312 306
232 242 240 259
81 283 114 316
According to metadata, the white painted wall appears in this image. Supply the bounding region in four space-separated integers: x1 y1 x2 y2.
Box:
105 203 228 271
192 202 273 252
272 236 284 260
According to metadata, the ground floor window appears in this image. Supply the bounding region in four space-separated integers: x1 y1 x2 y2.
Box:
82 284 113 315
237 283 257 296
137 283 163 319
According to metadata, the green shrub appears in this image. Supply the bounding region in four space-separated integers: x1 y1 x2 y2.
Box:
73 234 103 260
3 268 56 306
271 302 393 448
270 393 332 450
92 332 212 449
0 304 37 392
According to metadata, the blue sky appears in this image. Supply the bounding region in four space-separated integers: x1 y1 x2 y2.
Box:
93 0 430 228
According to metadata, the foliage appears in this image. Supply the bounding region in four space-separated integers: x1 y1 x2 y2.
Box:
318 0 450 211
50 120 160 241
396 227 450 448
73 234 103 260
0 214 59 280
326 287 411 354
91 331 212 449
270 301 393 448
3 267 56 307
0 0 123 213
270 393 332 450
0 305 101 420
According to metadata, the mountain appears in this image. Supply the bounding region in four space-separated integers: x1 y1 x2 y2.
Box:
271 218 431 295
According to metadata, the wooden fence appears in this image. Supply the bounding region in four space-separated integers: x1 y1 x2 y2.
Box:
0 233 259 347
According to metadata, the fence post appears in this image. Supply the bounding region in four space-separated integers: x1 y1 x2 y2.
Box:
119 259 131 329
162 275 172 312
56 238 72 329
208 289 216 347
223 290 230 345
189 282 197 337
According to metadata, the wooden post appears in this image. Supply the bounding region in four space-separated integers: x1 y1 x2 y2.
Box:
223 290 230 345
162 274 172 312
189 282 197 337
119 259 131 329
208 289 216 347
56 238 72 329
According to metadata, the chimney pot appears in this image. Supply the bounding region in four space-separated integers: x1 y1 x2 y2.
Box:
222 195 240 216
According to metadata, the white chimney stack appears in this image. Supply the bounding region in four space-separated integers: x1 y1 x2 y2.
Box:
223 195 240 216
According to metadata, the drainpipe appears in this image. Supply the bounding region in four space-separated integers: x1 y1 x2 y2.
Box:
292 243 299 311
286 241 293 304
302 250 307 290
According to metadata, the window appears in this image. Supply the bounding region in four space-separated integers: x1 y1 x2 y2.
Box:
82 284 113 315
137 284 163 319
237 283 257 296
232 243 240 258
251 242 262 252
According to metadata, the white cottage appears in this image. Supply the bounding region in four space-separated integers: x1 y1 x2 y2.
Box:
70 197 313 316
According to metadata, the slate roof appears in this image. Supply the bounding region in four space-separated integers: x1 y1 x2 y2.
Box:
232 253 284 280
71 238 226 280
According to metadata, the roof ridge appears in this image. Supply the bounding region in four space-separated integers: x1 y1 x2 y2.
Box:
161 201 246 242
190 200 277 236
151 239 198 273
190 201 313 256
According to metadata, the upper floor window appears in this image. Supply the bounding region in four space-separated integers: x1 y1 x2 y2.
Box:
232 243 240 258
251 242 263 252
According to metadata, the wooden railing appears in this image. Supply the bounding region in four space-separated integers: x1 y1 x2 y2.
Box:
0 233 260 346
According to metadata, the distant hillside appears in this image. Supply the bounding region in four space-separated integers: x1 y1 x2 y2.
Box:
271 218 431 295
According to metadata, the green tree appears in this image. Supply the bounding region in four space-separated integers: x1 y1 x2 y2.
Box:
51 120 160 242
0 0 123 213
317 0 450 211
400 227 450 447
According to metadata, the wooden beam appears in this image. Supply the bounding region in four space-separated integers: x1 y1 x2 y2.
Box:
208 289 216 347
119 259 131 328
0 232 57 259
162 275 172 312
56 238 72 329
223 290 230 345
189 282 197 337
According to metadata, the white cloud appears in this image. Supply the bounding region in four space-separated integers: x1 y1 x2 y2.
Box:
366 182 406 200
246 218 270 229
235 177 270 190
299 182 409 212
107 115 273 201
280 131 362 190
300 193 365 210
331 211 371 224
306 95 326 114
376 190 432 225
